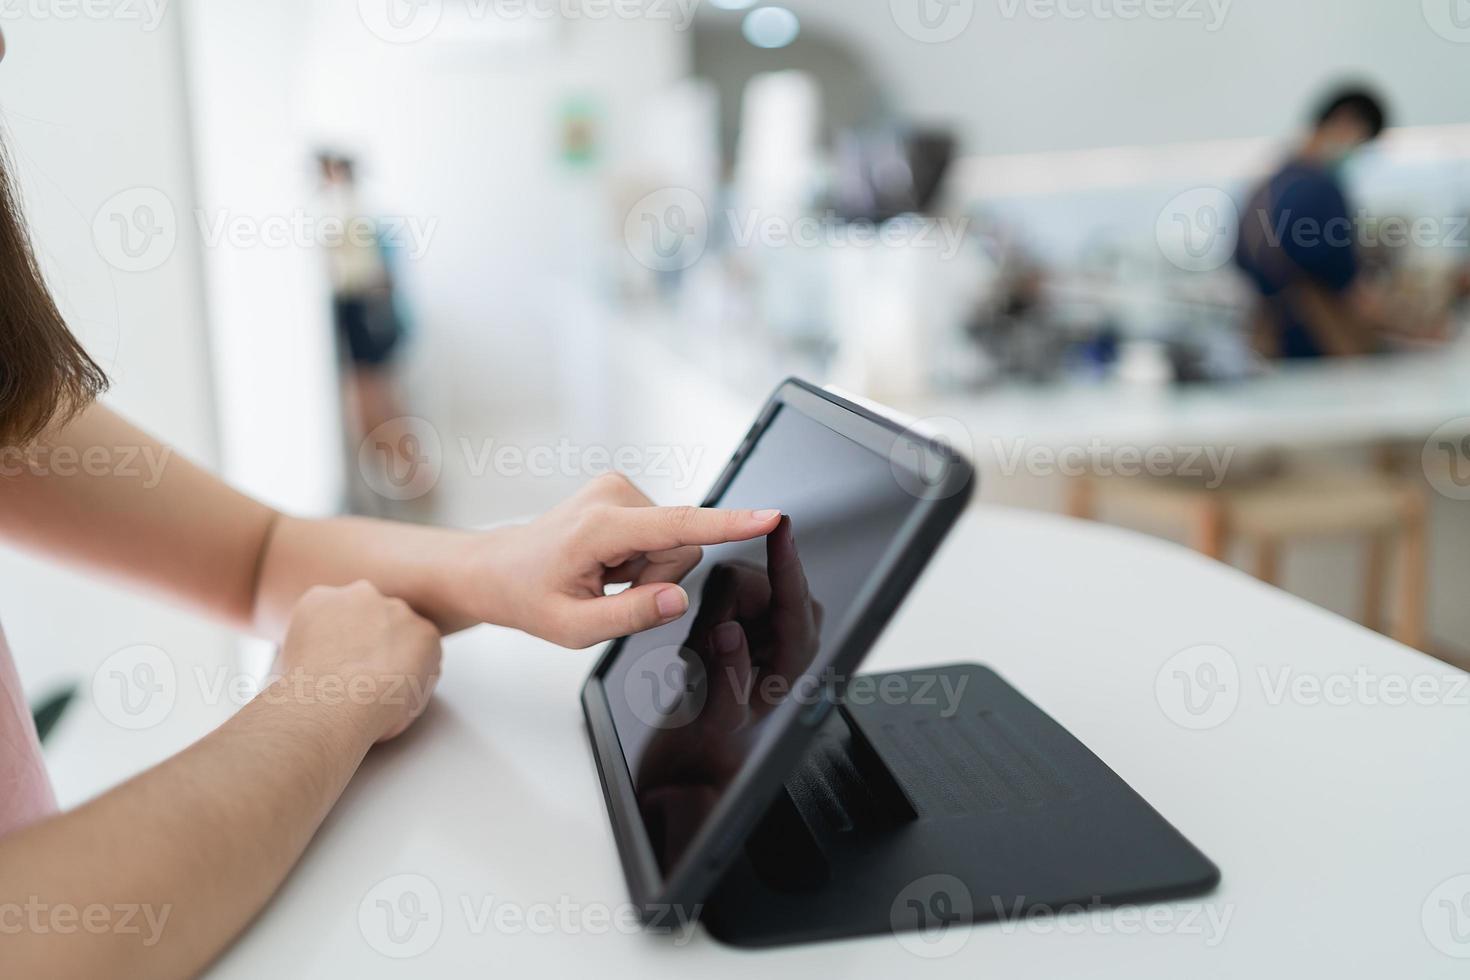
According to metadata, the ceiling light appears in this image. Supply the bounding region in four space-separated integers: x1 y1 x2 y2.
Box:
742 6 799 48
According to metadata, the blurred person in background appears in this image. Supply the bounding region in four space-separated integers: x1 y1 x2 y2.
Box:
0 27 784 977
316 152 422 505
1235 87 1394 359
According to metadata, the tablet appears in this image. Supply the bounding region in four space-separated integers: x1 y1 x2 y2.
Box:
580 379 974 921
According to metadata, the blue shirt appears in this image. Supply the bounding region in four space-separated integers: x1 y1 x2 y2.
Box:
1234 161 1358 359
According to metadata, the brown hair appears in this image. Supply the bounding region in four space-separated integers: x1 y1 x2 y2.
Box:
0 138 108 447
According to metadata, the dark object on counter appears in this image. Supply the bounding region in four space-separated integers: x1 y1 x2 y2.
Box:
832 128 957 222
31 684 77 744
965 260 1069 383
906 130 956 213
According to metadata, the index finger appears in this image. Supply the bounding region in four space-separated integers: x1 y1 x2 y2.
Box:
596 505 780 557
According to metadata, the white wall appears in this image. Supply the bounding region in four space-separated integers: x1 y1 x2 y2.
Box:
183 0 345 515
2 13 214 452
0 8 236 802
776 0 1470 155
293 0 692 499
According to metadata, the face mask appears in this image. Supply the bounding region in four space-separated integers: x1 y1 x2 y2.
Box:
1320 140 1361 176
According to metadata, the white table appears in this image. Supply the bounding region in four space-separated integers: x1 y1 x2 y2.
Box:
912 348 1470 459
210 508 1470 978
609 314 1470 459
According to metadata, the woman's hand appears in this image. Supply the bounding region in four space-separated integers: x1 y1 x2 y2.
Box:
461 473 780 650
275 580 444 742
0 579 447 980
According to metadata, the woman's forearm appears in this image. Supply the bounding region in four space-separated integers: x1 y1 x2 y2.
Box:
0 402 497 642
0 405 279 632
0 681 383 980
252 515 488 640
0 406 771 651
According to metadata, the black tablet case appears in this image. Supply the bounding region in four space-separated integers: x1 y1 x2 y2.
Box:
701 664 1220 947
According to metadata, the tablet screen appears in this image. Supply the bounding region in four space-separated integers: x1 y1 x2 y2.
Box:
601 404 919 878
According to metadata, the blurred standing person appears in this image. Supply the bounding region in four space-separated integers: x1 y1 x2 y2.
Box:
316 153 426 507
1235 87 1392 359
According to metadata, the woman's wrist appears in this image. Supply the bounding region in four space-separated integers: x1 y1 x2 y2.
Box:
247 675 387 758
440 522 524 632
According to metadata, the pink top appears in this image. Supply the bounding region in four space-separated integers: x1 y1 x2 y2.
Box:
0 625 57 838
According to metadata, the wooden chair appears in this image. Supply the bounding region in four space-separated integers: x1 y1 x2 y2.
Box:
1067 467 1428 649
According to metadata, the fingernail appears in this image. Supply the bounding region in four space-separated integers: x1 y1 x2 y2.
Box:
714 621 743 655
753 509 781 522
655 586 688 620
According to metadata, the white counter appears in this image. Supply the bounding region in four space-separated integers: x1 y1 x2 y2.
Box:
210 508 1470 978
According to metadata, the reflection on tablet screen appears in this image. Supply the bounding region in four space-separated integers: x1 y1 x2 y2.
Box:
602 406 918 876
